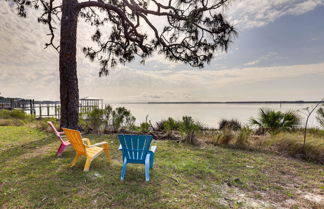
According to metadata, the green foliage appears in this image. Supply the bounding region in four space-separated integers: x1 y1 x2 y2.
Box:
112 107 132 131
77 105 136 133
250 109 300 134
79 115 90 132
0 109 34 121
236 126 252 147
219 119 242 131
104 105 113 121
179 116 201 134
88 108 105 133
316 107 324 128
155 116 203 144
124 115 136 131
0 109 35 126
163 117 181 132
179 116 203 145
139 122 150 133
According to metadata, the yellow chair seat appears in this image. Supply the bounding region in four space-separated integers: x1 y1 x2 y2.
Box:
86 147 103 158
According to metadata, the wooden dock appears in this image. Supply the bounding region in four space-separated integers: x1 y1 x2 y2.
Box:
0 97 103 119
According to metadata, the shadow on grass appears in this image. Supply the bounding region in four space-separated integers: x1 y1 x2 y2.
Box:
0 136 55 161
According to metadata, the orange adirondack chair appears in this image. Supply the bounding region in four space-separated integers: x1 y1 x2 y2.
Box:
63 128 111 171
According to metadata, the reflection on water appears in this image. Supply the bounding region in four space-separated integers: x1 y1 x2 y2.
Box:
110 103 321 128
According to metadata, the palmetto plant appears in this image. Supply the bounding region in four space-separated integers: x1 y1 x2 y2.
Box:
179 116 203 145
250 109 300 134
219 119 242 131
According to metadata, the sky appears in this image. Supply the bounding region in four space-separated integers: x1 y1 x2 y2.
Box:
0 0 324 103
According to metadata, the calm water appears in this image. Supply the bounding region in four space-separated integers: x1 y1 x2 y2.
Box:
111 103 321 128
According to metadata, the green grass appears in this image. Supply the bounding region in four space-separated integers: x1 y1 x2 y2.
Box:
0 126 323 208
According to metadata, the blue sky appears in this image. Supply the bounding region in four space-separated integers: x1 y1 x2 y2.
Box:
0 0 324 102
225 5 324 68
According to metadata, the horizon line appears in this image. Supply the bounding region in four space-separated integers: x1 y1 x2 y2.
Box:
119 100 324 104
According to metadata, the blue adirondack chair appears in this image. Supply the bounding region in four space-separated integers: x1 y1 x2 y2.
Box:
118 134 156 181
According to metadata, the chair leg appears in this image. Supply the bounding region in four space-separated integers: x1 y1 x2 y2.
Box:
145 155 150 182
84 158 93 171
103 144 111 162
121 158 127 181
71 153 80 167
56 143 66 156
149 152 154 169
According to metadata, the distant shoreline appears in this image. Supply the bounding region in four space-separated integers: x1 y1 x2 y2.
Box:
140 101 323 104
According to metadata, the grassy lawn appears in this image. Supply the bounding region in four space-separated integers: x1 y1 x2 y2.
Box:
0 126 323 208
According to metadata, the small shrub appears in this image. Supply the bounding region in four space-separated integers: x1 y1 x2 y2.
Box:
219 119 242 131
179 116 203 145
155 120 166 131
112 107 131 132
163 117 180 132
204 131 223 145
103 105 113 130
0 109 34 121
88 108 105 133
78 105 136 134
140 122 150 133
218 129 235 145
236 126 252 147
79 115 90 132
154 117 181 132
125 115 136 131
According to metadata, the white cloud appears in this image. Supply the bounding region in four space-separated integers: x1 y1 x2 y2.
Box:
226 0 324 29
145 53 181 69
243 52 280 66
244 60 260 66
79 62 324 102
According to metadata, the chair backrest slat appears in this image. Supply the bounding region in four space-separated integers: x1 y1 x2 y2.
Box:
118 134 152 162
63 128 85 154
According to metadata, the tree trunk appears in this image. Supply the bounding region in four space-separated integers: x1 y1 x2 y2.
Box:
59 0 80 129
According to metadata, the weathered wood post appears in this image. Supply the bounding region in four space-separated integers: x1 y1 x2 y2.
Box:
10 99 13 110
55 103 57 118
29 100 33 115
39 104 42 118
47 104 50 117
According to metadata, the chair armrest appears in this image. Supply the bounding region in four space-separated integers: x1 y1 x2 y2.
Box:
58 132 65 135
82 138 91 146
149 146 157 153
87 141 108 148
